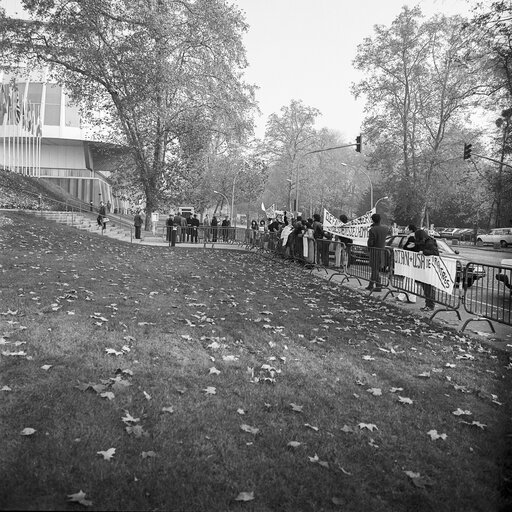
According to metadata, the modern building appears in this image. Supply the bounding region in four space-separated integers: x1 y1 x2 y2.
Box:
0 70 127 211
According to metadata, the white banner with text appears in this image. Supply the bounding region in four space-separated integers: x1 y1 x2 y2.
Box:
393 248 457 294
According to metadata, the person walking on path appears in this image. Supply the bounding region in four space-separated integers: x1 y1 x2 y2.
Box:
366 213 388 292
134 211 144 240
98 201 107 232
414 228 439 311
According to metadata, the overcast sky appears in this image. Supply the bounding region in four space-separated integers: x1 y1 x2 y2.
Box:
234 0 475 140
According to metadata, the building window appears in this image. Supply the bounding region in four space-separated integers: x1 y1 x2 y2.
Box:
65 96 80 128
44 84 62 126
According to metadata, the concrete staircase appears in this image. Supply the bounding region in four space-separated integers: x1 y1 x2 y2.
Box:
30 210 171 245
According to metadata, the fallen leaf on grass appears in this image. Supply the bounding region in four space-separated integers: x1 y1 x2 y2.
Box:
67 490 92 507
340 425 355 433
161 406 174 414
235 491 254 502
460 420 487 429
203 386 216 395
126 425 147 438
240 424 259 435
236 408 246 415
358 423 378 432
209 367 221 375
362 355 375 361
20 427 36 436
1 385 12 391
398 396 413 405
141 451 156 459
121 411 140 424
41 364 53 371
105 348 123 356
304 423 319 431
222 355 238 362
389 387 403 393
417 372 431 378
290 403 303 412
100 391 115 401
309 454 329 468
97 448 115 460
427 430 447 441
404 470 434 488
143 391 151 401
287 441 302 448
452 408 472 416
367 388 382 396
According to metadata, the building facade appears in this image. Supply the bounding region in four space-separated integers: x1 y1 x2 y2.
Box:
0 72 126 211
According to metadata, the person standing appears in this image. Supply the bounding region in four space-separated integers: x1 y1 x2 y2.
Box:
312 213 330 266
366 213 388 291
98 201 107 232
203 214 211 242
134 211 143 240
211 215 218 242
414 228 439 311
190 214 200 243
221 217 230 242
166 213 174 242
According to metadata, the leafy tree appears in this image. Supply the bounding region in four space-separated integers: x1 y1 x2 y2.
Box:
263 99 320 212
353 7 486 227
468 3 512 226
0 0 256 228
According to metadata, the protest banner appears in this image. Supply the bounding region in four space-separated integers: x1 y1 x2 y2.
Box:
393 248 457 294
323 208 376 245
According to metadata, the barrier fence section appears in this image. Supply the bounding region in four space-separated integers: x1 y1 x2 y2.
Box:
341 245 391 290
462 262 512 331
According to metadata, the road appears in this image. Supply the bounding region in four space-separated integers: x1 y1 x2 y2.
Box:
453 244 512 266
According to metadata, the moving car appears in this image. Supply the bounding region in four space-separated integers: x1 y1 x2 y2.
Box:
386 235 486 287
476 228 512 248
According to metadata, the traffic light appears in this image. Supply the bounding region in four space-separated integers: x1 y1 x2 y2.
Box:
355 135 362 153
463 143 472 160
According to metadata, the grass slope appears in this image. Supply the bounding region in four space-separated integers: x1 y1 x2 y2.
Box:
0 168 84 210
0 210 511 512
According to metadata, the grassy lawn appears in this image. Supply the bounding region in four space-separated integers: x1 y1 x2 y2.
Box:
1 210 511 512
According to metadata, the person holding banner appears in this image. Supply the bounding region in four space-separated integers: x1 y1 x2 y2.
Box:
414 228 439 311
366 213 388 292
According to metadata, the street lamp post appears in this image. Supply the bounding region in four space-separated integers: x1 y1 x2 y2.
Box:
341 163 373 210
374 196 389 209
213 190 230 220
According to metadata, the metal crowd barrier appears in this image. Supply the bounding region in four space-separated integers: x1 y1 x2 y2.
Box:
462 261 512 331
340 245 392 290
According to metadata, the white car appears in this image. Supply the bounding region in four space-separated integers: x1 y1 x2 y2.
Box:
476 228 512 248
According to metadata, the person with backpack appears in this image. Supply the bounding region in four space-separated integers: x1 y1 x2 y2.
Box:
414 228 439 311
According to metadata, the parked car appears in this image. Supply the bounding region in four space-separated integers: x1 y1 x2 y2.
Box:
476 227 512 248
385 235 486 287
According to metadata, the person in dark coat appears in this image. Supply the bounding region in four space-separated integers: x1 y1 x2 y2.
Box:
221 217 230 242
211 215 218 242
366 213 388 291
166 213 174 242
190 214 200 243
134 211 143 239
98 201 107 232
414 228 439 311
312 213 330 266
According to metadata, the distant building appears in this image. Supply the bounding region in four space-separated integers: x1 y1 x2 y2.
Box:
0 70 127 211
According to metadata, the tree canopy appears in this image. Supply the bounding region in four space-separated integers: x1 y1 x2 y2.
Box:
0 0 256 226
